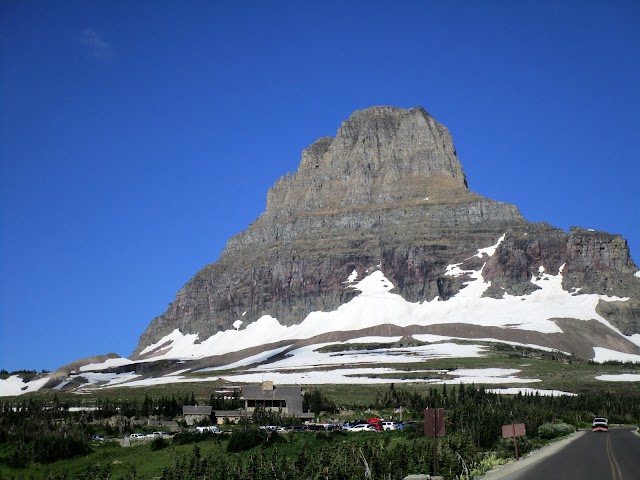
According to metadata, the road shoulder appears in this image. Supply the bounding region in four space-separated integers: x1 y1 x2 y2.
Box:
479 430 587 480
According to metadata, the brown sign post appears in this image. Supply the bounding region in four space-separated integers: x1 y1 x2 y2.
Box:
501 423 526 460
424 408 445 476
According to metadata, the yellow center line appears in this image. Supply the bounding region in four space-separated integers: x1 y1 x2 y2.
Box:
606 434 623 480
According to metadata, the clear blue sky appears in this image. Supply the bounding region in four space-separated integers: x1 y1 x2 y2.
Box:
2 1 639 372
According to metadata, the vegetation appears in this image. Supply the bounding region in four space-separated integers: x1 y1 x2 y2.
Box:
0 398 92 468
537 422 575 440
303 388 339 417
1 383 638 479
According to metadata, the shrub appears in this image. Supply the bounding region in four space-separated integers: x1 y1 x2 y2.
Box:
227 427 267 453
537 422 575 440
32 434 92 464
172 432 204 446
150 437 168 451
496 436 539 459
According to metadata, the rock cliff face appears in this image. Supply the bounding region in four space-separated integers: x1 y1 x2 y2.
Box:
133 106 639 357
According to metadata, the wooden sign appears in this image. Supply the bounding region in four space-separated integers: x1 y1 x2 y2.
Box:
501 423 526 460
501 423 526 438
424 408 445 437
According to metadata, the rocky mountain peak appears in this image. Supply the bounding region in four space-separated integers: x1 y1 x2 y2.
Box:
266 106 468 215
133 106 639 360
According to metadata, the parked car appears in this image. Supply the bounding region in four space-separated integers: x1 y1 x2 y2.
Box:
90 435 106 441
129 433 146 439
196 425 220 433
592 417 608 432
348 424 377 432
382 421 399 431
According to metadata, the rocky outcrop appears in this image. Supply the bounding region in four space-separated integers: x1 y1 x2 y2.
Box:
563 227 638 295
133 107 639 357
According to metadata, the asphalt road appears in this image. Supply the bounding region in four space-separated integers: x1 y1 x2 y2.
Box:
504 427 640 480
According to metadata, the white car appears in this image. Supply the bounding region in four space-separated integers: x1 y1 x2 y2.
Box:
196 426 220 433
382 421 398 431
592 417 608 432
348 424 376 432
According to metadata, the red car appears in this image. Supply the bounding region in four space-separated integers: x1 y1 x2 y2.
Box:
366 418 383 431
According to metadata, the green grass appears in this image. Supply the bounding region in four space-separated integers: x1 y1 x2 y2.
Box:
0 436 228 479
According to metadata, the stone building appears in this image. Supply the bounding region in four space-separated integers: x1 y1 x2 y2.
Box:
241 381 305 416
182 405 213 425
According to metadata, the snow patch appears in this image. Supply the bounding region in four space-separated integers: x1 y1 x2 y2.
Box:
79 357 133 372
233 320 243 330
413 335 570 355
0 375 50 397
595 374 640 382
475 233 506 258
445 368 539 384
628 334 640 349
196 346 291 372
53 380 71 390
343 336 403 344
140 329 199 356
250 343 486 372
103 375 220 388
487 388 576 396
221 368 421 385
346 270 358 283
448 368 520 377
75 371 140 387
592 347 640 363
351 270 394 294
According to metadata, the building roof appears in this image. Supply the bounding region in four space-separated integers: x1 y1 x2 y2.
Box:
183 405 212 415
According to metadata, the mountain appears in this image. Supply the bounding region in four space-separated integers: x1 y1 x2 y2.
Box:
133 106 639 361
3 106 639 397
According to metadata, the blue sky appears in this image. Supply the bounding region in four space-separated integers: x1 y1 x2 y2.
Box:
1 1 639 372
